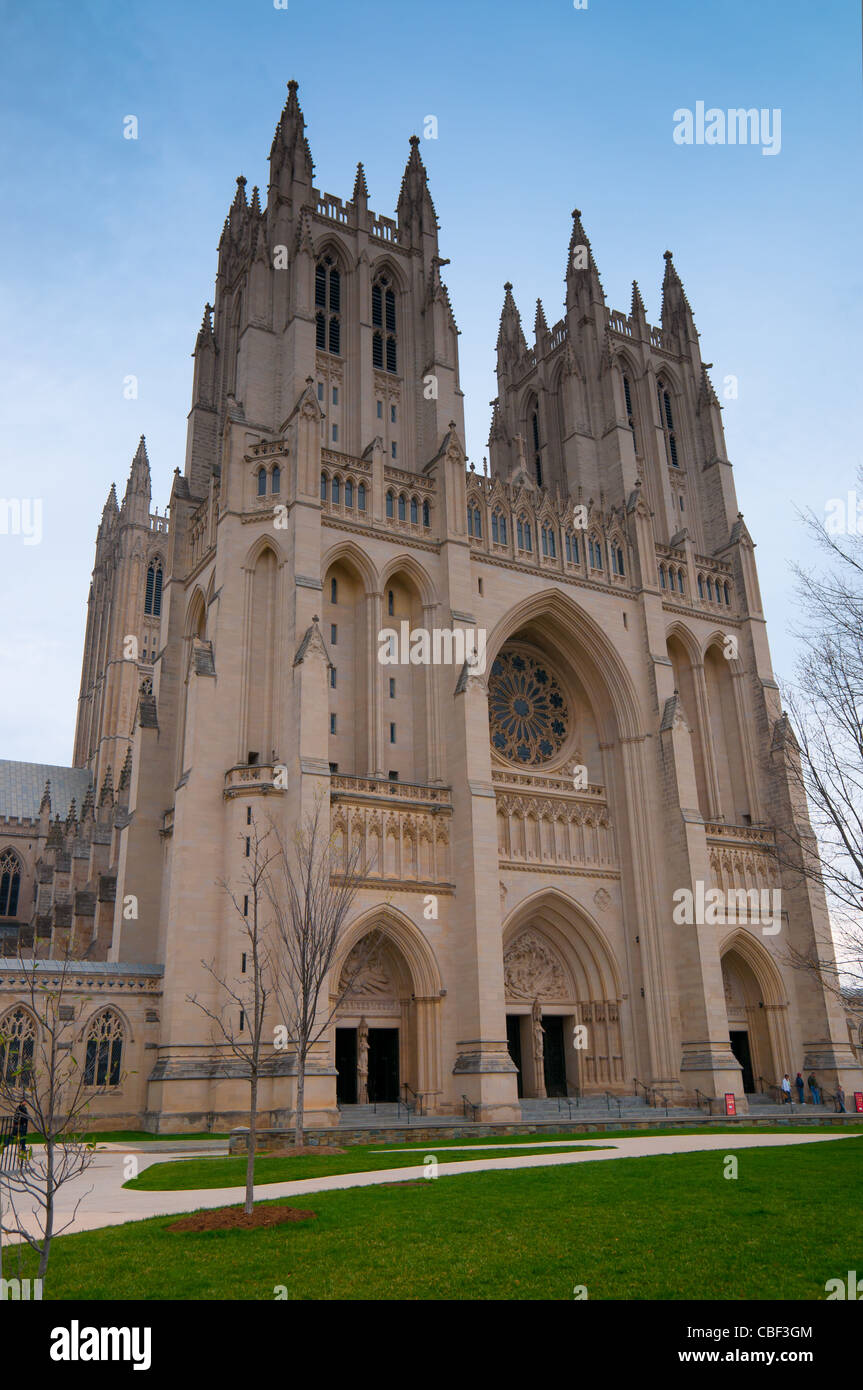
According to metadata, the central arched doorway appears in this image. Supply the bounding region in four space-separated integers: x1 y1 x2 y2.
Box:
502 892 625 1098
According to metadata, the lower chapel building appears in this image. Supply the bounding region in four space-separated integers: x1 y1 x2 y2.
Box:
1 84 861 1129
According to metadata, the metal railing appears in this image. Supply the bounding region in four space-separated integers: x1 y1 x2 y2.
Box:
462 1095 479 1122
604 1091 622 1117
694 1089 715 1115
401 1083 423 1118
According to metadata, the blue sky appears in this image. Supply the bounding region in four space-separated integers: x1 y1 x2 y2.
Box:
0 0 860 763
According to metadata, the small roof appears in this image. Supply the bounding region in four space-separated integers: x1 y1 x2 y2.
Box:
0 761 93 821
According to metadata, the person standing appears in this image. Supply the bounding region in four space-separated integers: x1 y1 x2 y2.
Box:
808 1073 821 1106
781 1073 792 1104
835 1084 846 1113
795 1072 805 1104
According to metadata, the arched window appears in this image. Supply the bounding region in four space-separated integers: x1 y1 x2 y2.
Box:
315 254 341 355
372 274 397 373
611 544 624 576
257 467 267 497
344 479 353 509
659 565 667 590
565 532 578 564
422 500 430 528
0 1006 35 1083
410 497 418 525
588 535 603 570
358 482 366 512
271 465 280 494
491 511 507 545
697 573 705 599
330 577 338 603
468 504 481 538
678 570 685 595
386 491 394 519
388 589 395 617
706 577 714 601
332 475 340 505
657 380 679 467
321 472 328 502
517 516 532 552
531 408 543 487
0 850 20 916
623 373 637 451
541 525 556 558
724 582 730 606
84 1009 124 1087
144 560 163 618
398 495 406 522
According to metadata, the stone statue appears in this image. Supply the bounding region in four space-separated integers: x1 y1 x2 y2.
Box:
532 996 546 1099
357 1016 369 1104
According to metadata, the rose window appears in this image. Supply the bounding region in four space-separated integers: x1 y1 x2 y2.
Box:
488 649 569 764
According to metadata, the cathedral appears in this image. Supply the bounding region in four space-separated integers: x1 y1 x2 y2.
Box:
1 82 860 1130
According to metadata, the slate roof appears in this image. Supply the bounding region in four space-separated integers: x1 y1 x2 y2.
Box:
0 761 94 821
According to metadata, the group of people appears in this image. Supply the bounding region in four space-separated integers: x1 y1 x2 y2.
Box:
780 1072 848 1111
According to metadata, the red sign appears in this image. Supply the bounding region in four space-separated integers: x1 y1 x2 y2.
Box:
725 1093 737 1116
854 1092 863 1114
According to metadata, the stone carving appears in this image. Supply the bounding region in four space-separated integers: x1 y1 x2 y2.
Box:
357 1015 369 1104
341 938 393 996
594 887 611 912
532 996 547 1099
504 930 567 1001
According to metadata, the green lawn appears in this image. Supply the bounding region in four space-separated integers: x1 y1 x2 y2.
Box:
11 1136 863 1299
125 1123 863 1191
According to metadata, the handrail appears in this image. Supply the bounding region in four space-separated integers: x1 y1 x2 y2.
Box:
401 1083 423 1117
604 1090 622 1118
694 1088 714 1115
462 1094 479 1122
654 1091 669 1117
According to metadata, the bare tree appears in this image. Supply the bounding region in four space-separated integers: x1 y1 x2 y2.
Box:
774 473 863 1002
188 819 279 1214
266 796 371 1148
0 951 110 1285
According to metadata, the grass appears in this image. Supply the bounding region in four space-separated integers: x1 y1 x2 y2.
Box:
125 1123 863 1190
10 1136 863 1300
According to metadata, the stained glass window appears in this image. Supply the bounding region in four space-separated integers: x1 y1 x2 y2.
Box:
488 649 569 765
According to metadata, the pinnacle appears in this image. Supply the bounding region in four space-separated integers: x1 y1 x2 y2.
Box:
535 297 548 335
353 161 369 201
630 279 646 316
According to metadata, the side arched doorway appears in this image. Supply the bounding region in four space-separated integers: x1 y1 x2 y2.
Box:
331 910 443 1110
721 933 790 1094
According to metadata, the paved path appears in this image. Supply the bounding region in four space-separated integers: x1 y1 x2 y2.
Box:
0 1130 857 1244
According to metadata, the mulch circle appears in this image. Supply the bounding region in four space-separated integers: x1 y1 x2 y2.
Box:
167 1205 317 1233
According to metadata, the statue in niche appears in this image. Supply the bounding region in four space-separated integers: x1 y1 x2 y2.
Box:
532 996 547 1099
357 1016 369 1104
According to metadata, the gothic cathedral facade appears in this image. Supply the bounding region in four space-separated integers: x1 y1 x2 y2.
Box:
1 83 860 1129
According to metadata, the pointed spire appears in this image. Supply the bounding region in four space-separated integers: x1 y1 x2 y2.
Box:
99 765 114 809
103 482 118 515
81 782 95 821
630 280 646 318
119 745 133 791
661 249 695 337
353 161 368 202
293 204 315 259
699 361 719 407
566 208 604 309
397 135 438 247
249 184 261 215
65 798 78 832
270 79 314 189
496 282 527 367
534 298 549 338
123 436 151 510
39 779 51 815
231 175 248 212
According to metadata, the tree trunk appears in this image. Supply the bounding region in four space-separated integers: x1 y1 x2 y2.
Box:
38 1139 54 1281
245 1073 258 1216
294 1051 305 1149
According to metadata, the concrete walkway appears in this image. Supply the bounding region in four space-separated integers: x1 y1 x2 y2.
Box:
1 1129 857 1245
